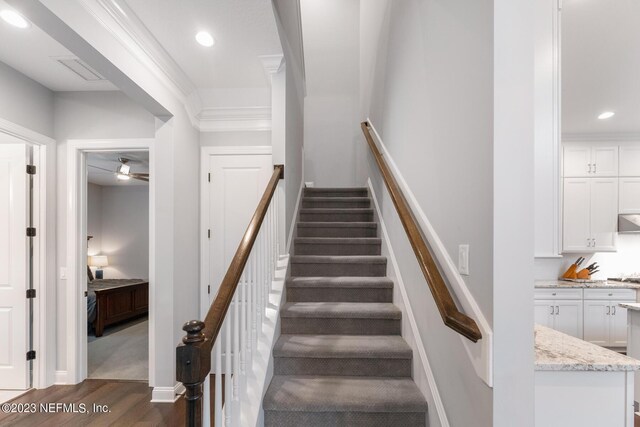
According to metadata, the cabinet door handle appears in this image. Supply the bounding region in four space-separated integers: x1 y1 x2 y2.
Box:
613 305 616 315
555 306 559 315
594 163 597 173
588 163 592 173
607 306 610 315
550 305 554 315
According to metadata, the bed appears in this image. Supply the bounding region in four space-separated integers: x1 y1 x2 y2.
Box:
87 279 149 337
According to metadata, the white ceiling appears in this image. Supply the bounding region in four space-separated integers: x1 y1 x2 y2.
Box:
87 151 149 186
562 0 640 136
0 0 117 91
124 0 282 90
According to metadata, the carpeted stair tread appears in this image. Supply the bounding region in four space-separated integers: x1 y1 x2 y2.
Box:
304 188 368 198
294 237 381 245
281 302 401 319
274 335 411 359
263 375 428 413
300 208 374 214
298 222 377 229
302 197 371 208
291 255 386 264
287 276 393 288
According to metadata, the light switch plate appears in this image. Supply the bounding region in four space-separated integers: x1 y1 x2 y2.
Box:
458 245 469 275
60 267 67 280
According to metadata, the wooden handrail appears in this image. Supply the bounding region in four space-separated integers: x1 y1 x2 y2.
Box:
361 122 482 342
176 164 284 427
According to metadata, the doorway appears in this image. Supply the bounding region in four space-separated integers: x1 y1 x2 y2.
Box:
85 151 150 381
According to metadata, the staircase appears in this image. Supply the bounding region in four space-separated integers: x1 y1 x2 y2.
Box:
263 187 428 426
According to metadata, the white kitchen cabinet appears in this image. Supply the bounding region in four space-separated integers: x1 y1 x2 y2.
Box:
620 178 640 214
619 145 640 176
534 289 584 339
563 178 618 252
563 143 618 177
583 289 635 348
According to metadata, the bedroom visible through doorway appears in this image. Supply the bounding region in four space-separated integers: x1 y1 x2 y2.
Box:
85 151 150 381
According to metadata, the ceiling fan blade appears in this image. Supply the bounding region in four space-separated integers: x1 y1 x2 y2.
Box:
129 173 149 182
88 164 114 173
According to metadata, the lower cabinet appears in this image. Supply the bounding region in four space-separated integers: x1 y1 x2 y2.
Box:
535 288 636 347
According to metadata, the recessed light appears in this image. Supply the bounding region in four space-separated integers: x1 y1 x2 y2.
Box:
598 111 615 120
195 31 215 47
0 9 29 29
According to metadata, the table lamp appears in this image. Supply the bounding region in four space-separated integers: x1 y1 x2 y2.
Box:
90 255 108 279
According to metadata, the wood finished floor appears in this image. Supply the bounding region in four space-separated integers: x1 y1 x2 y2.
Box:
0 380 184 426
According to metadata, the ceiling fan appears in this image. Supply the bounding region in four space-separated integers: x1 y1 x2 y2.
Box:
88 156 149 182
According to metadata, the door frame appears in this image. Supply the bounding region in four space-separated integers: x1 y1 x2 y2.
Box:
199 146 273 317
66 138 154 384
0 118 54 389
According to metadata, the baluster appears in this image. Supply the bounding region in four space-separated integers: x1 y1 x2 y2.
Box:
250 252 257 352
224 314 231 426
241 270 247 375
256 232 263 328
215 341 222 427
262 225 268 309
233 288 239 406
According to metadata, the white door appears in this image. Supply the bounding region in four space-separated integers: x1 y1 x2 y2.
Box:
619 178 640 214
534 300 554 328
563 145 591 177
207 154 272 305
610 302 629 347
619 146 640 176
583 300 610 346
590 178 618 251
591 146 618 177
554 300 583 339
0 142 29 390
563 178 591 251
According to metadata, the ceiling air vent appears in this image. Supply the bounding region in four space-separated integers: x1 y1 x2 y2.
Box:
52 56 106 82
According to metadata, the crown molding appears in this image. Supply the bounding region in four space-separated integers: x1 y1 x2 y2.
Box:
196 107 272 132
259 54 285 76
563 132 640 142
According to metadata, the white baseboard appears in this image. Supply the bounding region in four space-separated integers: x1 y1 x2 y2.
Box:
151 383 183 403
368 180 450 427
366 119 493 387
285 181 304 254
54 370 68 385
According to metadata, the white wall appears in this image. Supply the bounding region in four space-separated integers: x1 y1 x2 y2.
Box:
301 0 360 187
200 131 271 147
87 185 150 280
53 91 155 373
0 61 54 138
359 2 493 425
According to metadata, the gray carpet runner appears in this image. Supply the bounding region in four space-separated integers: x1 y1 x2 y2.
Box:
263 187 428 426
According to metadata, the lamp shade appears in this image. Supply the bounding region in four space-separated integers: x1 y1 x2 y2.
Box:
89 255 109 268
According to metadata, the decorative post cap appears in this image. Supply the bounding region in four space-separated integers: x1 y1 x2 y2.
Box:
182 320 205 344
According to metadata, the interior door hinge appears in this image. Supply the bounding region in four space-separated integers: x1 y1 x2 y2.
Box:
208 173 211 182
26 289 36 299
208 229 211 239
26 165 36 175
26 227 36 237
208 285 211 294
26 350 36 361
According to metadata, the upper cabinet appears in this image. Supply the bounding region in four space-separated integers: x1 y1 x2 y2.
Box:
619 145 640 176
563 143 618 177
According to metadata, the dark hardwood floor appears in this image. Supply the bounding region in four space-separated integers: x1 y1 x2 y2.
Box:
0 380 184 426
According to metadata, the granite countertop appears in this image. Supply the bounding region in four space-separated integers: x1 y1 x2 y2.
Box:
535 280 640 289
619 302 640 312
535 324 640 371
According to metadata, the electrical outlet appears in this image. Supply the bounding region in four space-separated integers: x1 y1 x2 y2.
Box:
458 245 469 276
305 181 315 188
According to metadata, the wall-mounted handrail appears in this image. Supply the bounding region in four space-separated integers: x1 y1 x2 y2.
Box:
176 164 284 427
361 122 482 342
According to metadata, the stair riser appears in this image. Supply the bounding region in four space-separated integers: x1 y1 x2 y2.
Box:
281 318 400 335
297 226 377 238
265 411 426 427
302 199 371 208
304 190 368 198
291 261 386 277
294 242 381 256
300 211 373 222
287 287 392 302
274 357 411 377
